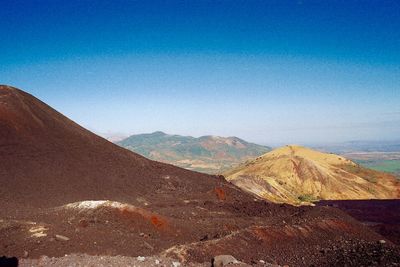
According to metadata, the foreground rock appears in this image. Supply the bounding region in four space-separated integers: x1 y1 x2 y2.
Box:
212 255 243 267
19 254 204 267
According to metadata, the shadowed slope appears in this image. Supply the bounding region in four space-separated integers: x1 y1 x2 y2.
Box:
225 145 400 205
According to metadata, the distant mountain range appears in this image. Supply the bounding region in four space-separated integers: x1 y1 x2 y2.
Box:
117 131 271 173
224 145 400 205
313 140 400 154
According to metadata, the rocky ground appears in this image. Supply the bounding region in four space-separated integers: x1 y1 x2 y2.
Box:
19 254 209 267
13 240 400 267
18 254 276 267
318 200 400 245
2 199 400 266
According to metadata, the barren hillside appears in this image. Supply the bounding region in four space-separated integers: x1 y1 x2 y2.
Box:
225 145 400 205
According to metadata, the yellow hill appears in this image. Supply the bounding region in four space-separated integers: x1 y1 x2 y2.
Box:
224 145 400 205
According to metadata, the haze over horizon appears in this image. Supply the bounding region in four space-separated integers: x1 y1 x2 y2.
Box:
1 0 399 145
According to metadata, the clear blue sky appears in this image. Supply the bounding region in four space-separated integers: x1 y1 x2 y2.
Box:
1 0 399 145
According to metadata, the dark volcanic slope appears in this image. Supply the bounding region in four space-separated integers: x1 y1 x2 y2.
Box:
318 200 400 245
0 85 249 212
1 85 399 266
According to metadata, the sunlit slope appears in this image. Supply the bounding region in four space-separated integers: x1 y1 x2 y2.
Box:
224 145 400 204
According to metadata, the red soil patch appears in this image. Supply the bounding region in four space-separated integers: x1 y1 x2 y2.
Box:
214 187 226 200
252 225 308 242
115 206 169 233
150 215 166 229
318 219 355 233
116 206 168 230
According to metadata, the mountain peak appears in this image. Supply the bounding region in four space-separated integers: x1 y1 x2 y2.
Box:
0 84 19 92
0 85 27 104
151 131 167 136
264 145 350 165
271 145 320 154
0 85 95 147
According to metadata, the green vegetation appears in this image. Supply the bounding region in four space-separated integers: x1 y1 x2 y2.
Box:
356 159 400 177
297 194 318 203
117 131 271 174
